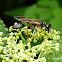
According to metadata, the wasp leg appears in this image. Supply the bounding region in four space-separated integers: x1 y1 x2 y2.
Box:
45 29 46 35
35 26 38 39
36 29 37 36
27 26 29 39
22 21 23 24
48 28 50 33
17 28 20 32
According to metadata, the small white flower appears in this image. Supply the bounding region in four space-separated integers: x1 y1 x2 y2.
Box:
6 57 9 61
3 50 7 54
56 35 60 40
13 54 18 59
16 36 19 39
27 42 31 48
2 60 5 62
20 48 24 53
10 32 14 36
32 49 36 53
7 38 10 42
10 60 14 62
41 57 46 62
30 57 34 61
0 46 3 52
56 43 60 46
19 40 23 43
2 37 8 41
54 30 56 33
0 32 2 36
33 39 37 43
55 46 59 52
53 36 57 40
41 48 45 51
28 38 32 42
55 43 59 52
32 53 36 57
9 26 13 32
15 49 18 53
46 43 49 46
14 22 17 25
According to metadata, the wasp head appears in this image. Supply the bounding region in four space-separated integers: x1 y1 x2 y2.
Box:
46 24 51 29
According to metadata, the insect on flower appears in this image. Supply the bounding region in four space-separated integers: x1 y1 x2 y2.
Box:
13 16 51 38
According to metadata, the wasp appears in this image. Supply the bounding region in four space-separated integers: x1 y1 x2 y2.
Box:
13 16 51 38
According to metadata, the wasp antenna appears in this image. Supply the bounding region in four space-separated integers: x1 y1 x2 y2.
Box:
14 16 17 19
14 16 19 20
14 16 23 21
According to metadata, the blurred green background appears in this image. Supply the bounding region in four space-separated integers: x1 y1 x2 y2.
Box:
0 0 62 34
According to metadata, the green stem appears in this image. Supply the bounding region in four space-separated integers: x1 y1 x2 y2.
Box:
20 32 26 42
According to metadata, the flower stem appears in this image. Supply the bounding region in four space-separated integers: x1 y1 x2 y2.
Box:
20 32 26 43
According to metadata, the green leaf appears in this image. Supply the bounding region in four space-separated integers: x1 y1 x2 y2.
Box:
0 19 9 37
24 4 53 22
50 8 62 34
35 8 52 21
4 7 28 16
37 0 59 8
24 4 37 19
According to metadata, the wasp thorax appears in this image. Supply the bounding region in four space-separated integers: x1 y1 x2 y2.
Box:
39 21 45 27
46 24 51 29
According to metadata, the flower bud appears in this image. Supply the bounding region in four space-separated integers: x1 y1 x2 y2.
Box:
9 26 13 32
33 39 37 43
56 35 60 40
16 36 19 39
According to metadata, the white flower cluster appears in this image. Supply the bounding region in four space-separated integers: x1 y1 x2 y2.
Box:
0 23 60 62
